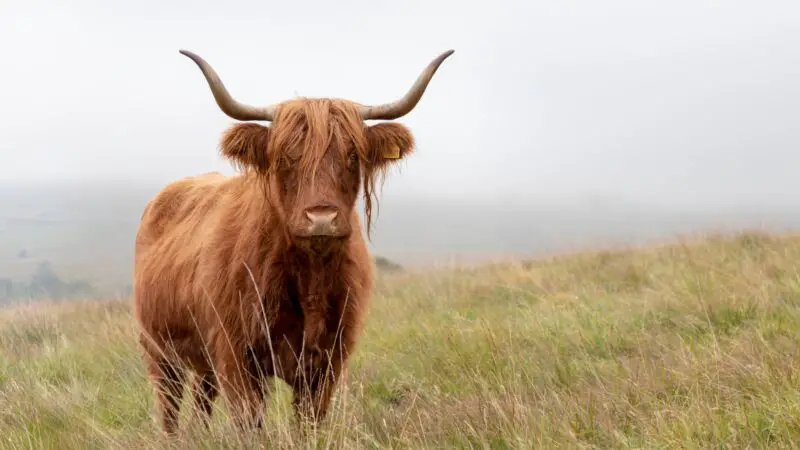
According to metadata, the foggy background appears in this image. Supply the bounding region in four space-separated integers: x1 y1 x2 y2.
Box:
1 1 799 300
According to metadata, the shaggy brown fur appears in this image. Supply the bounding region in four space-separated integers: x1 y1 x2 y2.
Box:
133 98 415 434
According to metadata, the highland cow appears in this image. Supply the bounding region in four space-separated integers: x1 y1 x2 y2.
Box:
133 48 454 433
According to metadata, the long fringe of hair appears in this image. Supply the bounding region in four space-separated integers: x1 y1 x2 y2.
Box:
219 98 392 237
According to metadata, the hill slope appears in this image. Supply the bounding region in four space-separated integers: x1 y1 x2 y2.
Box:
1 231 800 448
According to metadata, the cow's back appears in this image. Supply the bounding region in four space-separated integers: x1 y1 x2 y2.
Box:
137 172 228 244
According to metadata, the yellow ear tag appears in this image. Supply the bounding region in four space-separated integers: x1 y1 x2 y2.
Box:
383 144 401 159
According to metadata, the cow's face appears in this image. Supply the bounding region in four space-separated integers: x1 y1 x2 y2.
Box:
179 49 451 253
219 99 414 251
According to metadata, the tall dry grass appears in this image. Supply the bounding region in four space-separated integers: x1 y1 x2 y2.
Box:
1 231 800 448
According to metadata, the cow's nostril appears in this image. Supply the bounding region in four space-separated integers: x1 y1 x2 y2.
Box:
301 203 343 237
305 210 338 224
304 206 339 237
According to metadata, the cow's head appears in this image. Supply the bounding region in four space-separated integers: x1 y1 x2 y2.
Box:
180 49 453 251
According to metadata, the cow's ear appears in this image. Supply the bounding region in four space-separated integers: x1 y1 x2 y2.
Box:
219 123 271 173
364 122 415 169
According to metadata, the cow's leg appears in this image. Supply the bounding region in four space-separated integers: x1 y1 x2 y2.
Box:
291 350 344 426
214 344 264 429
190 371 218 428
145 355 187 435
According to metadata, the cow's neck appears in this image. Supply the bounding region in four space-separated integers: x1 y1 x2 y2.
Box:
285 243 349 349
287 245 346 294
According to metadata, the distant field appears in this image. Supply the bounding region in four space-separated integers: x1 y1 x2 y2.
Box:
1 231 800 448
4 181 800 301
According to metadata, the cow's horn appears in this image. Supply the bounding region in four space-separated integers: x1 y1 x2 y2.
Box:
179 50 277 122
358 49 455 121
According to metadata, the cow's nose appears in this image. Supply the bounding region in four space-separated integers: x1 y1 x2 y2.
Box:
305 207 339 236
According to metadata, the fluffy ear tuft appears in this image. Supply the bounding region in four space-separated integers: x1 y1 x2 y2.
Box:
219 123 271 173
364 122 415 169
360 122 416 239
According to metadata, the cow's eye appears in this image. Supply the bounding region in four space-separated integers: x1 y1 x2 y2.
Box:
348 151 359 166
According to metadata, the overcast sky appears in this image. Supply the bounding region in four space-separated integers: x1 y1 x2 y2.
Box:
2 0 799 209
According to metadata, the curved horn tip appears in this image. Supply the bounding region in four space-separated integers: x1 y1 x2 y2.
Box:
437 49 455 61
178 49 202 62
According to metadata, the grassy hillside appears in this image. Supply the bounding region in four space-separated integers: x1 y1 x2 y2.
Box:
1 231 800 448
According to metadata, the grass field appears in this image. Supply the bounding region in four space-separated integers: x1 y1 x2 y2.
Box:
1 231 800 448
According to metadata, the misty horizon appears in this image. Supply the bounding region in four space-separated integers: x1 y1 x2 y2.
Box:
2 1 800 299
